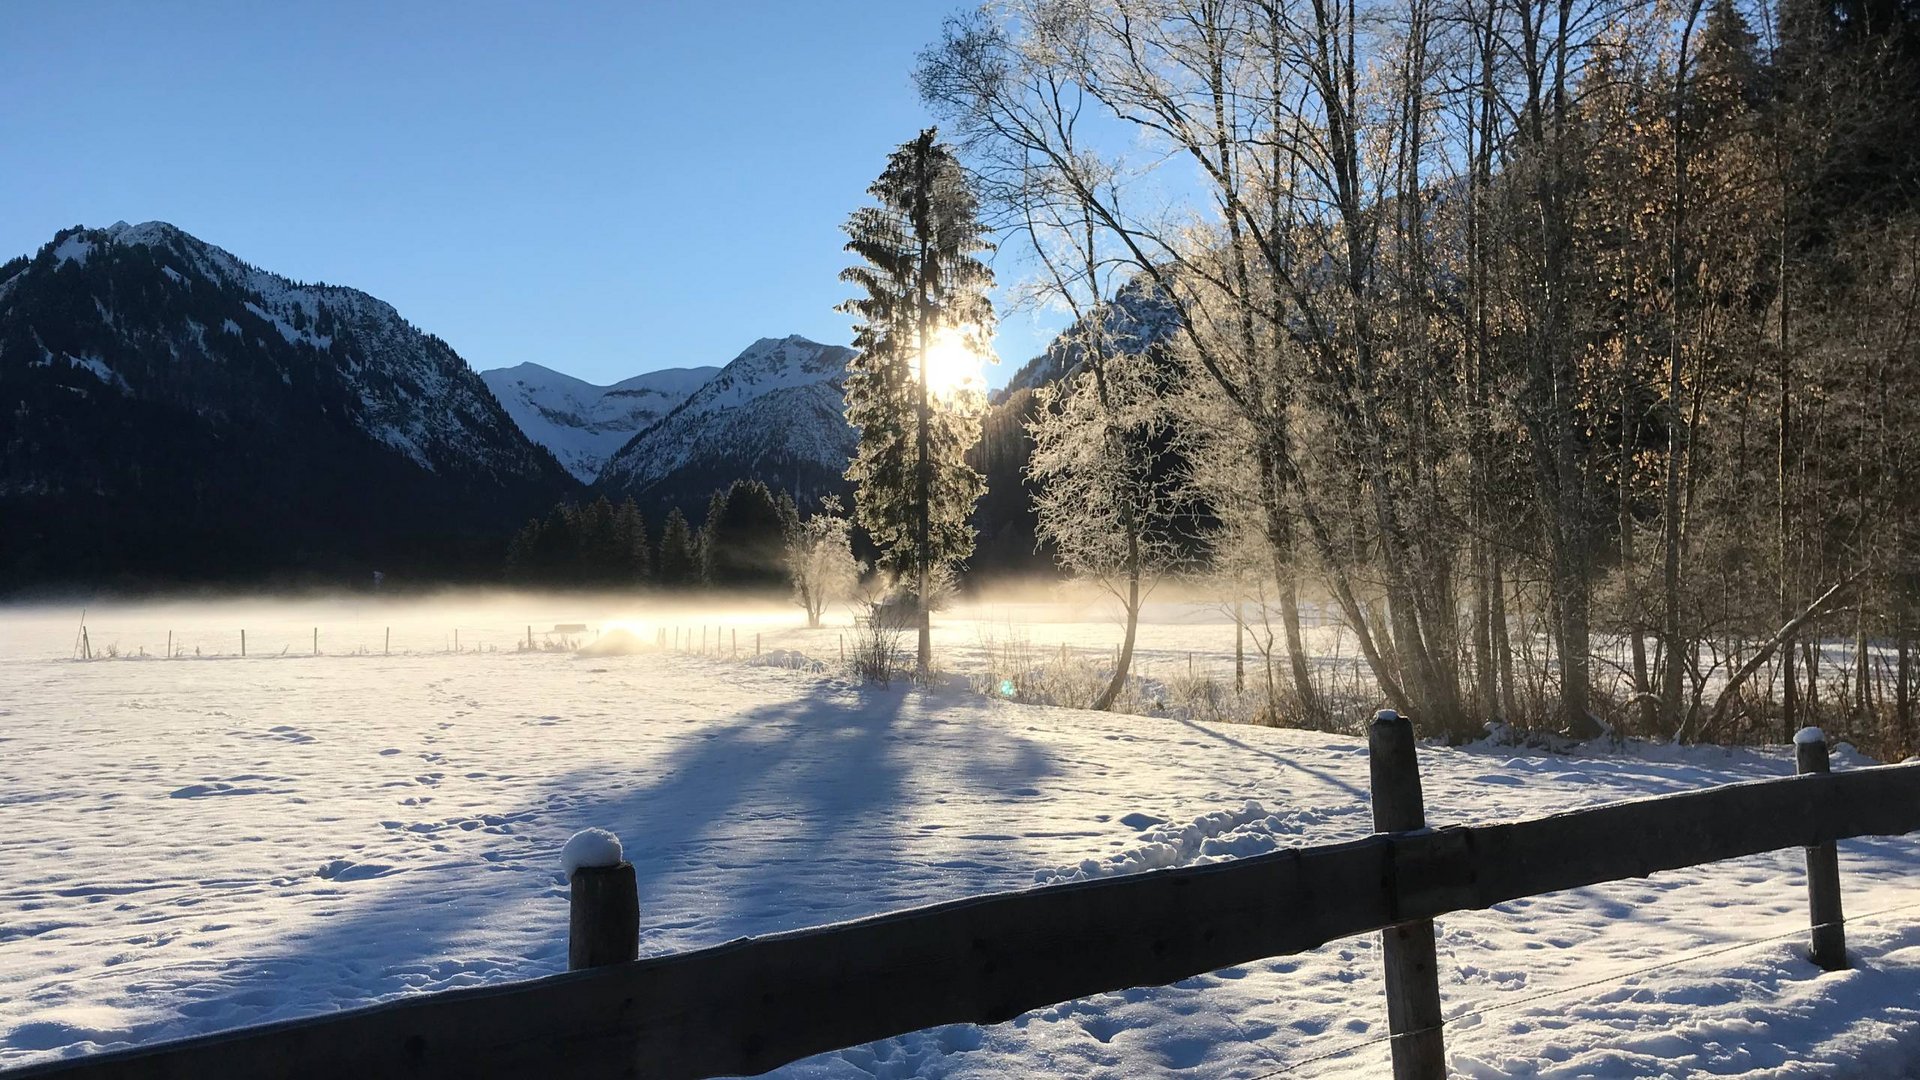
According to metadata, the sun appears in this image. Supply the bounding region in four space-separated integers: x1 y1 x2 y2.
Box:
921 325 990 398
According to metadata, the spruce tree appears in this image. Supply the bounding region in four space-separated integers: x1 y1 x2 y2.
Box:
700 479 790 589
613 498 651 584
838 127 995 673
656 507 697 588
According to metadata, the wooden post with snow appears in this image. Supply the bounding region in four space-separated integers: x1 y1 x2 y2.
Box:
564 829 639 972
1796 727 1848 970
1369 709 1445 1080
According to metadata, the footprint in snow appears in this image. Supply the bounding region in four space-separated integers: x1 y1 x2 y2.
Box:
316 859 396 881
170 781 273 799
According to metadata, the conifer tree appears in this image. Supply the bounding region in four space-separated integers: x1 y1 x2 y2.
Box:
838 127 995 674
656 507 697 588
613 498 651 584
700 479 791 589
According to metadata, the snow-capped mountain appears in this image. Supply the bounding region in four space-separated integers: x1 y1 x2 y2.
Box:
971 275 1186 576
480 363 717 482
595 335 856 515
992 276 1182 404
0 221 572 585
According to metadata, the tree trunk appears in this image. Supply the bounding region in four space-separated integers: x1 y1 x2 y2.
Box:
1898 619 1912 752
1095 563 1141 712
1855 609 1872 721
1491 553 1517 721
1235 599 1246 693
915 205 934 678
1279 574 1319 725
1778 191 1798 742
1622 386 1656 732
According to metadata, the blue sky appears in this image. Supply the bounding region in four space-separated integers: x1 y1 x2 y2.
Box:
0 1 1063 386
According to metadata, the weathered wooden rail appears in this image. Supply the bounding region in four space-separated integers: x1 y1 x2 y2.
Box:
9 717 1915 1080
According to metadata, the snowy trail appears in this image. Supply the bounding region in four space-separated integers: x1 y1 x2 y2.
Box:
5 601 1920 1077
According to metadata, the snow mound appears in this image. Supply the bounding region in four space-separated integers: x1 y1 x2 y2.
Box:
751 649 828 672
1794 726 1826 746
560 828 624 876
579 629 648 657
1034 801 1306 885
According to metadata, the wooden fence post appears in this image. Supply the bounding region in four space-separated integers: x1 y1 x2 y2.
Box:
566 831 639 972
1797 727 1848 970
240 629 245 658
1369 708 1446 1080
385 627 390 655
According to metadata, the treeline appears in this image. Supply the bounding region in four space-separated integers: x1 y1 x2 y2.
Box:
504 480 797 590
920 0 1920 750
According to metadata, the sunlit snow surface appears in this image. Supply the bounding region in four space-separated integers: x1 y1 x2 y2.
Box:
5 596 1920 1077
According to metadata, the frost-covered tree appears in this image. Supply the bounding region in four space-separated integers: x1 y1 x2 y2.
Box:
838 126 995 674
786 497 864 628
1029 348 1188 709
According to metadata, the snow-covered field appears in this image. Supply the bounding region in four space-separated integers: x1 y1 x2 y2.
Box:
6 595 1920 1077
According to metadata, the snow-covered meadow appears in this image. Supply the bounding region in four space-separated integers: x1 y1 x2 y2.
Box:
5 594 1920 1077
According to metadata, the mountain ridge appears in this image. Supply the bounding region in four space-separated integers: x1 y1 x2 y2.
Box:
595 334 857 518
480 361 718 482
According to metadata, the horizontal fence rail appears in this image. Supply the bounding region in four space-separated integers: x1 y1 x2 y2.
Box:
11 756 1920 1080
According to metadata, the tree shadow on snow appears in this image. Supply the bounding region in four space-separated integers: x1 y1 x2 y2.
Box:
50 680 1060 1061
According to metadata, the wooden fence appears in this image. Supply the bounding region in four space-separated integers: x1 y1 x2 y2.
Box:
9 715 1918 1080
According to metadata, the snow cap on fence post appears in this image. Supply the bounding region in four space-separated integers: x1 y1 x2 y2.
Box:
1369 710 1424 833
563 828 638 971
1794 729 1848 971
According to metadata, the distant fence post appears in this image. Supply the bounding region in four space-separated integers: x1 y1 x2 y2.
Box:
1369 709 1446 1080
240 629 246 658
1796 728 1848 970
565 830 639 972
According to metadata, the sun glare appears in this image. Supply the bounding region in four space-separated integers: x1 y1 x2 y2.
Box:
921 326 989 398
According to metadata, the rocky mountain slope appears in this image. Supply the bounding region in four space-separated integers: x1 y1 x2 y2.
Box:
0 221 573 586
